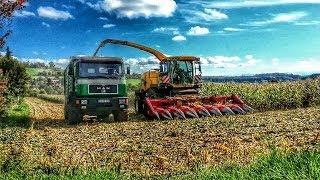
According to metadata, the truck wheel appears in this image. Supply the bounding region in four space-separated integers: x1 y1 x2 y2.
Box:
115 110 128 122
65 105 82 125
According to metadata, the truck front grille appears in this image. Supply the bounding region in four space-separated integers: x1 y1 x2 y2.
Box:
88 85 118 94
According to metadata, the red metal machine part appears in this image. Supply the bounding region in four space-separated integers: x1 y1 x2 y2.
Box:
144 95 254 120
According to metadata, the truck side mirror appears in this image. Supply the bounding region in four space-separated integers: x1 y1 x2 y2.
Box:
126 66 130 75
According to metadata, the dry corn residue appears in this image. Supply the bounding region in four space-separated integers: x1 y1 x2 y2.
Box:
0 97 319 176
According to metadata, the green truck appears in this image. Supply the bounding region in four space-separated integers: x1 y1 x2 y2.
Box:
64 56 129 124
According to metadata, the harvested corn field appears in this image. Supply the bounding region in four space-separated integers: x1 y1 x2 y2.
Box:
25 97 64 123
0 97 319 176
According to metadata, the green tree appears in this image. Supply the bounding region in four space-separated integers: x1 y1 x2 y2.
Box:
0 0 28 47
0 48 30 100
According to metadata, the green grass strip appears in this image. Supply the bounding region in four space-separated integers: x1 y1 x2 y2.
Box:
0 150 319 179
0 102 30 128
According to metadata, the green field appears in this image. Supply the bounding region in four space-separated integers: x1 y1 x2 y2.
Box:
127 78 140 85
26 68 45 76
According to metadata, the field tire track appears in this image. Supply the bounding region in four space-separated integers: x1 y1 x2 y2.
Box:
25 97 64 122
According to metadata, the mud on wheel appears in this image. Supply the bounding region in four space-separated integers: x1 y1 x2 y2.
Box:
65 104 82 124
115 110 129 122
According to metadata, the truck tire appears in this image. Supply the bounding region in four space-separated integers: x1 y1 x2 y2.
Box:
115 110 128 122
65 105 82 125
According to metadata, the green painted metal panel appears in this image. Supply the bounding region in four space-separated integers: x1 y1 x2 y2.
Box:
76 83 127 97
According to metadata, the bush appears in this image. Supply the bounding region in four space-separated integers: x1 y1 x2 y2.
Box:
0 55 30 101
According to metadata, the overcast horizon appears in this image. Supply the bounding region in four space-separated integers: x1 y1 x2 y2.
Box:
2 0 320 76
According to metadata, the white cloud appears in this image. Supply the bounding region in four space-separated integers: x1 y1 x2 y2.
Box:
41 22 50 28
256 58 320 74
287 59 320 73
96 0 177 19
124 56 161 73
20 58 46 63
62 4 75 9
182 8 228 24
99 17 108 20
32 51 39 55
53 58 69 68
272 58 280 66
242 55 259 67
208 0 320 9
77 0 86 4
152 27 179 34
126 56 159 66
294 21 320 26
14 10 35 17
247 11 308 26
201 55 241 68
200 55 262 69
37 6 74 20
187 26 210 36
103 24 116 28
223 27 245 32
202 8 228 20
19 57 69 68
172 35 187 41
86 2 101 10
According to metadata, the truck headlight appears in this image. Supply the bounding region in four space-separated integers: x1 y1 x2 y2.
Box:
81 100 88 105
119 98 128 105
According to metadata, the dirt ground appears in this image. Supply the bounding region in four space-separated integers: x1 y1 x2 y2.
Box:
1 97 319 176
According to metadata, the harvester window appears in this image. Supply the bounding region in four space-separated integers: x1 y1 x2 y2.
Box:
160 63 168 74
171 61 193 84
195 61 201 75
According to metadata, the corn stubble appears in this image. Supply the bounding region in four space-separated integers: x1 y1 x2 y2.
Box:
1 80 320 176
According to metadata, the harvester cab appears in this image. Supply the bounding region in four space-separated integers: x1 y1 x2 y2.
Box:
93 39 202 97
93 39 254 120
159 56 202 95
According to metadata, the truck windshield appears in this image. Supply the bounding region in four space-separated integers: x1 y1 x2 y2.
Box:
79 62 122 77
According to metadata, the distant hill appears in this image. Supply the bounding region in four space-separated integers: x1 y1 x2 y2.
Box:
203 73 320 83
302 73 320 80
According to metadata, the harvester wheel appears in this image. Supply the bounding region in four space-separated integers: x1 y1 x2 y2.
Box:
145 88 160 99
134 96 144 114
65 105 82 125
115 110 128 122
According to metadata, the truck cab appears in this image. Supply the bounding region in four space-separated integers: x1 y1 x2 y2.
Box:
64 56 129 124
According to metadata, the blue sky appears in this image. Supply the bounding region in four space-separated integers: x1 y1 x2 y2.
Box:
3 0 320 75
